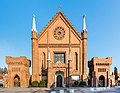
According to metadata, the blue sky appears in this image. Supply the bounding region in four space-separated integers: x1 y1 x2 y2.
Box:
0 0 120 74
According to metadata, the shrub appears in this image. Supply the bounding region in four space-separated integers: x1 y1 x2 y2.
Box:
38 80 46 87
72 81 79 87
31 81 39 87
79 81 87 87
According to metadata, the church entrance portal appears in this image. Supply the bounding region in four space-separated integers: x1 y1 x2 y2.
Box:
55 71 64 87
14 75 20 87
57 75 62 87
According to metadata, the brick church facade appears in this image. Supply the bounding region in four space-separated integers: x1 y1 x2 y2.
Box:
31 11 87 88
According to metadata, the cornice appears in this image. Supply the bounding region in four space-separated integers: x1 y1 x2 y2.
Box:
38 44 80 48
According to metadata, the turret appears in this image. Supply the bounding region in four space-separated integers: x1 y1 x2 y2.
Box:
81 15 87 79
31 14 38 82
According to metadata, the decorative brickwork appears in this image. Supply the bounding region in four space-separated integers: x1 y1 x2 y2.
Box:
6 56 31 88
88 57 115 87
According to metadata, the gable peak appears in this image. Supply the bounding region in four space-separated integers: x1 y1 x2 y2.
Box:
38 11 81 39
56 10 64 16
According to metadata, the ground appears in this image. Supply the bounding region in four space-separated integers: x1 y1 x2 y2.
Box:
0 87 120 93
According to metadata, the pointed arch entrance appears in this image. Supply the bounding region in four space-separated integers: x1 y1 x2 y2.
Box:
14 75 20 87
57 75 62 87
55 71 64 87
99 75 105 87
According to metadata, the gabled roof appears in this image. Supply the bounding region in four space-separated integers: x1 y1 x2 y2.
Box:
37 11 81 39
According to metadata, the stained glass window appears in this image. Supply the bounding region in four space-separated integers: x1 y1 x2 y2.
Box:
54 53 65 63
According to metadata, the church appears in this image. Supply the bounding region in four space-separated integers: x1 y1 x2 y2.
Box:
31 11 87 88
6 11 87 88
5 11 115 88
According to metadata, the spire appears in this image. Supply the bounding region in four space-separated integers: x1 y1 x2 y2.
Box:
82 15 87 31
32 14 37 32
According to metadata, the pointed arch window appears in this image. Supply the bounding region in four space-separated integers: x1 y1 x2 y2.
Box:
42 52 46 68
75 52 78 70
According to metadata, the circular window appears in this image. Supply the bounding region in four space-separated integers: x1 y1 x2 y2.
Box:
53 27 65 40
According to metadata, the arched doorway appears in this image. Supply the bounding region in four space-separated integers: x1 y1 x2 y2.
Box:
99 75 105 87
57 75 62 87
55 71 64 87
14 75 20 87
